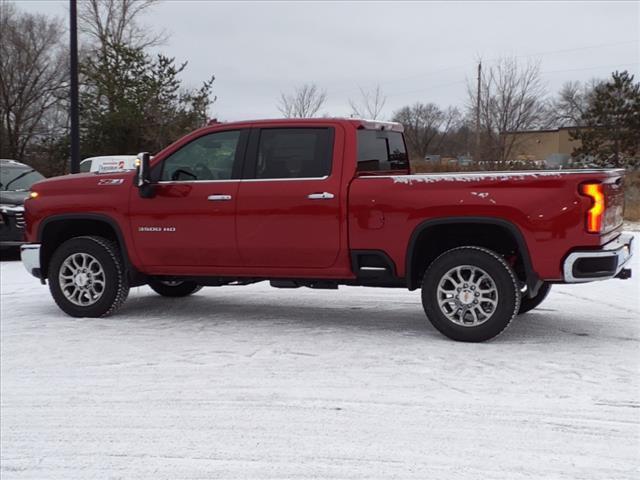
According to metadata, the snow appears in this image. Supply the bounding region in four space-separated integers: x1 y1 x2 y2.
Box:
1 236 639 479
390 171 565 184
470 191 490 198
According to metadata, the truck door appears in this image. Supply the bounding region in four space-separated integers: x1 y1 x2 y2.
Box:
128 129 248 267
236 126 343 268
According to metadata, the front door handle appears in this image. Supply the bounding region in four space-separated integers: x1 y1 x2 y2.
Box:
207 194 232 201
307 192 335 200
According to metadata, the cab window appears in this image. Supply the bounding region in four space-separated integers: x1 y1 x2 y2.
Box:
254 128 333 179
357 130 408 173
161 130 241 181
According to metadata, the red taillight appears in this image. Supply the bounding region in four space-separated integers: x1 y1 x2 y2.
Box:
581 183 605 233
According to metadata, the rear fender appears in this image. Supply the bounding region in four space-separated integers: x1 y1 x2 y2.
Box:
405 216 540 294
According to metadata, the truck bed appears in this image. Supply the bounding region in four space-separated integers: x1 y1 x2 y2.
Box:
348 168 625 281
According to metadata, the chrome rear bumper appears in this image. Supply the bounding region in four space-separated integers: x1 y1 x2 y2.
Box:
20 243 41 279
563 234 634 283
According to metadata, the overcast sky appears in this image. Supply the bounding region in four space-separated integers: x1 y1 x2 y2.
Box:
16 0 640 121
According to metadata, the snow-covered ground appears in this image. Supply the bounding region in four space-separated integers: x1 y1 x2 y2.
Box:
1 236 639 479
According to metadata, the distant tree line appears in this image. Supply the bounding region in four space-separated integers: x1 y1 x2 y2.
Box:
0 2 69 176
0 0 215 176
280 61 639 168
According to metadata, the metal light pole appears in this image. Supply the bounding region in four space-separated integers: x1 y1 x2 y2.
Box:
475 61 481 161
69 0 80 173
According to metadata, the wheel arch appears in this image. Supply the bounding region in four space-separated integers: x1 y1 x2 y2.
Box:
37 214 136 280
405 217 540 293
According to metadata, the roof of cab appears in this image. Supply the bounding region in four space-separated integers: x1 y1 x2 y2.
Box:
205 117 404 132
81 155 137 163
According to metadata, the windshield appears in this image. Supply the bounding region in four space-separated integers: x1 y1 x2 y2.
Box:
79 160 92 172
0 166 45 191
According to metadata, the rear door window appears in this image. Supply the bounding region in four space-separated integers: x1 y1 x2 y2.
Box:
357 130 408 173
253 128 333 179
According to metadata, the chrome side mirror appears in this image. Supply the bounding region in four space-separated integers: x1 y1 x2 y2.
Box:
136 152 151 187
136 152 155 198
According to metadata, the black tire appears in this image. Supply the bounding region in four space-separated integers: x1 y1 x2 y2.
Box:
147 279 202 297
518 282 551 315
421 246 521 342
48 236 129 317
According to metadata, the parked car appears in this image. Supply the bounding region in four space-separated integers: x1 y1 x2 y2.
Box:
79 155 137 173
0 159 45 250
19 118 634 342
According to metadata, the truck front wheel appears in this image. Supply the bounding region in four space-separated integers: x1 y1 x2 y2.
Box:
421 246 521 342
48 236 130 317
147 279 202 297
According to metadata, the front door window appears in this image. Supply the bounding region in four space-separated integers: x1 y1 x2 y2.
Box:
161 130 241 181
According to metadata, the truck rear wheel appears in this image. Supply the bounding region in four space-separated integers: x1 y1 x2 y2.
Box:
147 279 202 297
48 236 129 318
421 246 521 342
518 282 551 314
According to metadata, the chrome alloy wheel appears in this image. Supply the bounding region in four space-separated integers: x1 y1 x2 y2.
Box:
58 253 106 306
436 265 499 327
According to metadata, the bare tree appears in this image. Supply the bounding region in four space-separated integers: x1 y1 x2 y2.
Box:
278 84 327 118
79 0 167 52
392 103 460 159
550 80 597 128
468 57 548 162
349 85 387 120
0 3 68 161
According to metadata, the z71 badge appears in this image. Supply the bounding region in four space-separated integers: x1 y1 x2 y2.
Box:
98 178 124 185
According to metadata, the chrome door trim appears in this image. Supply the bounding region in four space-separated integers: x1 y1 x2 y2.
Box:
156 176 329 185
157 179 240 184
241 176 329 182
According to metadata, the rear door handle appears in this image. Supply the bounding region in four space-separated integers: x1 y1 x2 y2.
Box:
207 194 232 201
307 192 335 200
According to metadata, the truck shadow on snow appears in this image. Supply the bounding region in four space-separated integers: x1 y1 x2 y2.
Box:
120 292 434 336
111 290 605 343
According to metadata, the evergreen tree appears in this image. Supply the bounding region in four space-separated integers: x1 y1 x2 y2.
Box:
570 71 640 167
80 43 215 158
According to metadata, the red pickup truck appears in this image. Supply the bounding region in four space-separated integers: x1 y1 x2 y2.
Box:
20 118 634 341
